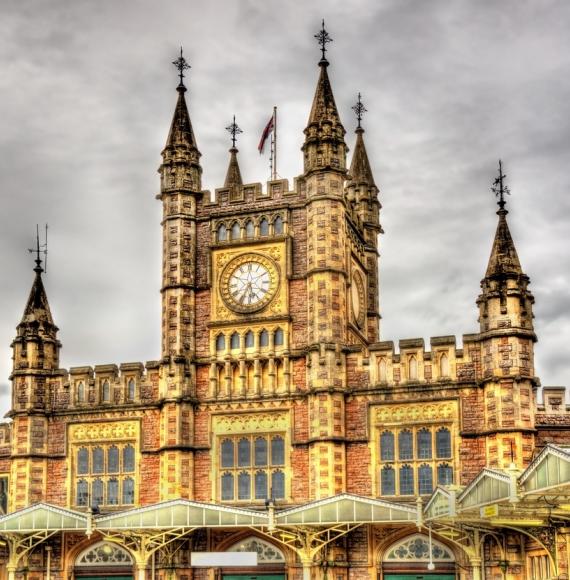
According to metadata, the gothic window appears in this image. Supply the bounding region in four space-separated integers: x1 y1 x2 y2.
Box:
76 542 133 566
123 477 134 504
228 537 285 563
218 434 287 502
245 330 254 348
245 220 254 238
378 358 387 382
400 465 414 495
216 334 226 352
0 476 8 515
76 479 88 507
102 380 111 403
384 534 454 562
230 332 240 350
259 218 269 236
92 447 104 474
437 463 453 486
409 356 418 380
77 448 89 475
92 478 104 505
399 430 413 460
77 381 85 404
217 224 227 242
123 445 135 472
107 478 119 505
127 379 135 401
418 464 433 495
231 222 241 240
108 446 119 473
436 428 452 458
378 426 454 497
381 465 396 495
259 329 269 347
439 353 449 377
417 428 432 459
274 328 284 347
273 215 284 234
380 431 395 461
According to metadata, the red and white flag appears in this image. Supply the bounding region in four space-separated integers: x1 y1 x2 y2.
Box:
258 114 274 154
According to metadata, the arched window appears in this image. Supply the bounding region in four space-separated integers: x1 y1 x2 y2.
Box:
418 464 433 495
108 446 119 473
380 431 395 461
259 218 269 236
77 448 89 475
438 463 453 486
92 478 104 506
127 379 135 401
221 472 234 500
274 328 284 347
384 534 454 562
77 381 85 403
122 477 134 504
271 436 285 465
228 537 285 563
230 332 240 350
231 222 241 240
221 439 234 468
255 471 268 499
245 220 254 238
107 478 119 505
436 428 452 458
378 358 387 382
238 472 251 500
273 215 284 234
76 479 88 506
409 356 418 380
216 334 226 352
440 353 449 377
217 224 227 242
238 439 250 467
102 380 110 403
272 470 285 499
381 465 396 495
417 429 432 459
76 542 134 566
92 447 104 474
123 445 135 472
400 465 414 495
398 430 413 460
245 330 254 348
259 329 269 347
255 437 268 466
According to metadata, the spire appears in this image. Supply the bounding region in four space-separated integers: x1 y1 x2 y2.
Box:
348 94 375 187
485 161 523 278
302 21 347 175
224 116 243 188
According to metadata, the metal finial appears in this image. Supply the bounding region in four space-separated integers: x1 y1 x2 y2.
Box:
28 224 48 274
491 159 510 211
225 115 243 149
172 46 191 88
352 92 367 129
315 19 332 62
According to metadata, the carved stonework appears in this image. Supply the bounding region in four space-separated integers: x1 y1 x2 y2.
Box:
228 537 285 563
374 400 458 425
76 542 133 566
212 411 289 434
69 420 139 442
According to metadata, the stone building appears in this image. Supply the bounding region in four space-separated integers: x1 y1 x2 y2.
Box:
1 28 570 580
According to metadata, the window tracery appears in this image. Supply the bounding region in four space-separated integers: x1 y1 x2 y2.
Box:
384 534 454 562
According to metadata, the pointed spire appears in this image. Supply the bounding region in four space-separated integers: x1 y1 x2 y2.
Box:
224 115 243 188
485 161 523 278
348 94 375 187
306 57 342 128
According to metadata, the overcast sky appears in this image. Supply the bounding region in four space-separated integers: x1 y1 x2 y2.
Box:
1 0 569 414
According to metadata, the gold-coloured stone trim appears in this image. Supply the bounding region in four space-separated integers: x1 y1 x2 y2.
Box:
374 400 458 425
69 421 139 442
212 411 289 434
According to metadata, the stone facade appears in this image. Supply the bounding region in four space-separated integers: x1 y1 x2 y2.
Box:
1 40 569 580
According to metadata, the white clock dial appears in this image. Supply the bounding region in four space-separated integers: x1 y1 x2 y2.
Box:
229 262 271 306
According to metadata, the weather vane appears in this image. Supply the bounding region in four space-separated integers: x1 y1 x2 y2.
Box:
28 224 48 273
491 159 510 210
172 47 191 88
352 93 367 129
315 19 332 62
225 115 243 149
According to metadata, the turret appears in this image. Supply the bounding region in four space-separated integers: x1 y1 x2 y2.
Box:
476 161 536 469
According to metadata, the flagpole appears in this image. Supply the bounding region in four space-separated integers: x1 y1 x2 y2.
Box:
272 106 277 181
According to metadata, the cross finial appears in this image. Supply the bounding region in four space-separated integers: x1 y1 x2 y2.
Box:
28 224 48 274
352 92 367 130
225 115 243 149
315 19 332 63
491 159 510 211
172 46 191 89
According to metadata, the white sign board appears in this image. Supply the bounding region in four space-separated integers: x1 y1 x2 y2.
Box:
190 552 257 567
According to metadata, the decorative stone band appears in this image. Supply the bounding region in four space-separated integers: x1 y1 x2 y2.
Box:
69 420 139 442
374 400 458 425
212 411 289 435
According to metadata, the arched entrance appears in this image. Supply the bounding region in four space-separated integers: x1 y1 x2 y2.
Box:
221 537 286 580
381 534 456 580
74 541 134 580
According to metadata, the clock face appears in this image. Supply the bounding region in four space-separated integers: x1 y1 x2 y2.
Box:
220 254 279 313
351 270 366 329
